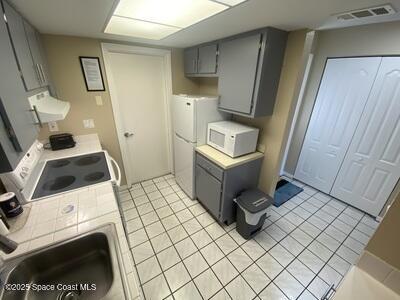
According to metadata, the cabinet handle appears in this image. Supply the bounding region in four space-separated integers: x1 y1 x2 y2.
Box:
0 97 22 152
198 59 201 72
35 64 42 85
30 105 43 128
38 64 46 85
193 59 197 72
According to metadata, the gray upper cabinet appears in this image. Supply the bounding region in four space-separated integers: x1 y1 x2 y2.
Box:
218 34 261 114
0 5 38 172
3 0 50 90
184 48 198 75
184 43 218 76
218 28 287 118
3 1 40 90
183 27 287 118
198 44 218 74
23 20 49 87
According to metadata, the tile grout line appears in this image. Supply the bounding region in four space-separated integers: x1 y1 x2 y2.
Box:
133 181 348 300
127 180 177 299
127 176 215 299
143 179 208 300
277 182 366 299
120 176 375 300
252 186 362 300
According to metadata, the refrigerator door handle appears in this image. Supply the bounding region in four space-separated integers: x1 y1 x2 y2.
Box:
175 133 192 144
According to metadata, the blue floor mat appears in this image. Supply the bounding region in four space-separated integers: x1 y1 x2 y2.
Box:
273 179 303 207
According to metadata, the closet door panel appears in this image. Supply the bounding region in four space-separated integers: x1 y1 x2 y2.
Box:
294 57 381 193
331 57 400 216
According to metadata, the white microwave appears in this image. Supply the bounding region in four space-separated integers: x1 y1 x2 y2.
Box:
207 121 259 157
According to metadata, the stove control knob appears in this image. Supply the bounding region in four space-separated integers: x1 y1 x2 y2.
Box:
20 171 28 179
22 167 29 172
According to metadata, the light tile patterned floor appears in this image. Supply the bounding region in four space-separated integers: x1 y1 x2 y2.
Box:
118 174 380 300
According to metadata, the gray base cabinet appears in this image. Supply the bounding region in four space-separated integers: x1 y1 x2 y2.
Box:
195 153 262 225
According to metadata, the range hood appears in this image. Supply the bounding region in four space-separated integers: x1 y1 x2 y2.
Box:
28 91 70 123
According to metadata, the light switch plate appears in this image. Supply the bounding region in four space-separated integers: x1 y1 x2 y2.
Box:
83 119 95 128
95 96 103 106
48 121 59 132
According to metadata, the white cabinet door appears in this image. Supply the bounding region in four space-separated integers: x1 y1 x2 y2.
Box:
331 57 400 216
294 57 381 193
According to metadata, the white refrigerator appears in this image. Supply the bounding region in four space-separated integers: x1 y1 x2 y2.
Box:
173 95 228 199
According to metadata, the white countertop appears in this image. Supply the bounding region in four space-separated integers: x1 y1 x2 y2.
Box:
196 145 264 169
41 133 102 161
3 134 141 300
333 266 400 300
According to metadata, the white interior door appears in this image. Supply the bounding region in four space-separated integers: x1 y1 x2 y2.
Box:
331 57 400 216
106 50 171 184
294 57 381 193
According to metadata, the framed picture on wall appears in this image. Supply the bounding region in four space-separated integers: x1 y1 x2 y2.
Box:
79 56 106 92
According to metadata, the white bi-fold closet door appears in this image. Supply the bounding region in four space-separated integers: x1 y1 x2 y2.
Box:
294 57 381 193
295 56 400 216
331 57 400 216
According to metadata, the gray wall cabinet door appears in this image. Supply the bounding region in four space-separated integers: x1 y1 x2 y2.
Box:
0 11 38 172
23 20 48 87
218 33 261 114
195 165 221 219
198 44 217 74
184 48 198 74
3 1 41 91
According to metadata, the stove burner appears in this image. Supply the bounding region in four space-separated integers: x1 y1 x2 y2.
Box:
74 155 101 166
31 152 111 199
42 176 76 191
84 172 105 182
49 159 70 168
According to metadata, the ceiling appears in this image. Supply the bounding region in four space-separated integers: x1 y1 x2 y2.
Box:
9 0 400 48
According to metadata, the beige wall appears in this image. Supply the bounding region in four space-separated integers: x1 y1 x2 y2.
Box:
284 21 400 175
366 194 400 270
40 35 199 185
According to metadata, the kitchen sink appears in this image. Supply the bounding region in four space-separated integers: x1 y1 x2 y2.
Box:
0 224 128 300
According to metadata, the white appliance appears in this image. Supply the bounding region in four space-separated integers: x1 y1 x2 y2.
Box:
207 121 259 158
0 140 121 203
173 95 228 199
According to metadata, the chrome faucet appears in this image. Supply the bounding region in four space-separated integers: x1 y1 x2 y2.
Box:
0 234 17 254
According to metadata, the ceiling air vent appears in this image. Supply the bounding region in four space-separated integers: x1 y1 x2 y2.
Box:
336 4 396 21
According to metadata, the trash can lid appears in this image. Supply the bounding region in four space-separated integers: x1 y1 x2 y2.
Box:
236 189 273 213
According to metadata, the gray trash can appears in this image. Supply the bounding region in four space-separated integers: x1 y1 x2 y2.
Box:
234 189 273 240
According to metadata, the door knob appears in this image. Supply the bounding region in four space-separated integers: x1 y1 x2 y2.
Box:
124 132 134 138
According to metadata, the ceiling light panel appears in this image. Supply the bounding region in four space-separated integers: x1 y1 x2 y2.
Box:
214 0 247 6
114 0 228 28
105 16 180 39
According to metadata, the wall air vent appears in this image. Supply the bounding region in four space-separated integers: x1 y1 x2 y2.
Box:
335 4 396 21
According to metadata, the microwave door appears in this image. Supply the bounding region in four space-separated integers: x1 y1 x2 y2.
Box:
209 129 225 148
